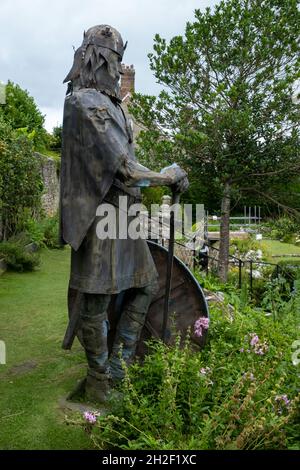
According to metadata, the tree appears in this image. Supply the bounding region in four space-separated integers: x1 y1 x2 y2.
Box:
50 125 62 150
130 0 300 281
0 115 43 240
0 81 48 150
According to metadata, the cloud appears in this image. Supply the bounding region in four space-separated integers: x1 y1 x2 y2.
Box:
0 0 219 131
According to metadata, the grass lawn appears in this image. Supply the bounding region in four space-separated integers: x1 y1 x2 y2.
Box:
260 239 300 262
0 248 93 450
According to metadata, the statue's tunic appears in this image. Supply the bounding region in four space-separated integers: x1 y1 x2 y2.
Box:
60 88 157 294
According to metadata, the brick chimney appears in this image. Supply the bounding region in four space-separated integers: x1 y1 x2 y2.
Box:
120 64 135 100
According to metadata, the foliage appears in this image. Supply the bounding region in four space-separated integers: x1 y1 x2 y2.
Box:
275 259 300 290
24 214 63 249
48 125 62 150
0 116 43 240
42 215 62 249
141 186 166 211
72 300 300 450
24 217 45 247
263 217 300 243
230 237 268 259
0 81 48 150
0 240 40 272
261 276 292 319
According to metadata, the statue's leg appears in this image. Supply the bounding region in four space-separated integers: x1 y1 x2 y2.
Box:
109 280 159 381
80 293 111 403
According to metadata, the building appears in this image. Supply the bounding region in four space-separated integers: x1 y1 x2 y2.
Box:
120 64 144 144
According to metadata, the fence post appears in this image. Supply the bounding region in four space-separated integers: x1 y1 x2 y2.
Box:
249 260 253 297
238 259 242 289
193 248 196 272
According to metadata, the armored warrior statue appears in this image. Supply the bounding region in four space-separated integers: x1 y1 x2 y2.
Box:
60 25 189 403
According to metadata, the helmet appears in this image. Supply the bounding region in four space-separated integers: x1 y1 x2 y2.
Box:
82 25 127 58
63 24 126 99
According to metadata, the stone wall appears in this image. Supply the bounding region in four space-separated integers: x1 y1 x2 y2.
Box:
35 152 59 216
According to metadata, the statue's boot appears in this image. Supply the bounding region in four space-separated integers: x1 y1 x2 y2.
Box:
109 282 159 381
85 369 110 403
80 294 111 404
109 308 146 381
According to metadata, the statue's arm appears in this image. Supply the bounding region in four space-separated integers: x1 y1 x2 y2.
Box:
117 155 189 192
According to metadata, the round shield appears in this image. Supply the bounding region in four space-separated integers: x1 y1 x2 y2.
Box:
107 241 209 357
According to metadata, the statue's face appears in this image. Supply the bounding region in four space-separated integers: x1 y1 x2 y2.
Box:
108 52 123 82
94 49 123 97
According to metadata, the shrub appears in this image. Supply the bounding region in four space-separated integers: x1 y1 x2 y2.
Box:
22 214 62 249
24 217 45 247
42 215 62 249
265 217 300 243
0 116 43 240
230 237 269 260
0 240 40 272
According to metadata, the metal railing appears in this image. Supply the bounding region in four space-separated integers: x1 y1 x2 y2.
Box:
197 245 299 296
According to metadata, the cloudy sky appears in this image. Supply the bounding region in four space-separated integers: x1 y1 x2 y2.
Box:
0 0 219 131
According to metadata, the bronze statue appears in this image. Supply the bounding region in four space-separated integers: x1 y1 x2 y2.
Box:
60 25 189 403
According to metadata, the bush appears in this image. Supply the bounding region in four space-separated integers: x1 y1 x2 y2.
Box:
265 217 300 243
230 237 269 260
24 217 45 247
23 214 62 249
0 240 40 272
42 215 62 249
70 301 300 450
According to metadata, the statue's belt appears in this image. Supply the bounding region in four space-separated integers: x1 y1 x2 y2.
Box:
103 183 142 208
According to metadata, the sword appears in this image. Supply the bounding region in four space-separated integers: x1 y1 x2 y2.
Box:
162 189 180 342
62 287 82 350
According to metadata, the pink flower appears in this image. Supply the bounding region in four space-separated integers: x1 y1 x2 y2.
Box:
250 334 259 346
194 317 209 337
84 411 97 424
275 395 290 407
242 372 255 381
200 367 210 375
240 348 244 353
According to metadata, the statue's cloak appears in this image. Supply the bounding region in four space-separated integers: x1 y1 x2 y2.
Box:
60 88 133 251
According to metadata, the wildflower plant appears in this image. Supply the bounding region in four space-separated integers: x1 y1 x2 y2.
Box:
69 293 299 450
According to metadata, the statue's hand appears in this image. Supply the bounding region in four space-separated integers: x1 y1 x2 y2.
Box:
160 163 188 185
171 175 189 194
